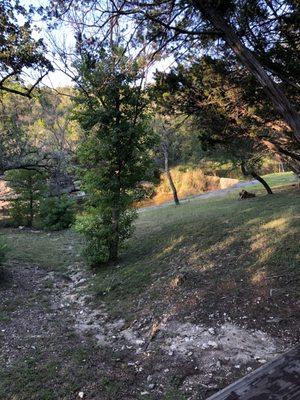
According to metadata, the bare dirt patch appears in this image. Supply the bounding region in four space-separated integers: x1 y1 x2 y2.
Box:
0 262 139 399
0 255 297 400
54 264 288 400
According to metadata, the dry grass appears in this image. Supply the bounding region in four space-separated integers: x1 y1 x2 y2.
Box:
140 167 221 206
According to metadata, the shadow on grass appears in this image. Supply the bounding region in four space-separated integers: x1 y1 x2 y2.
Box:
93 187 299 339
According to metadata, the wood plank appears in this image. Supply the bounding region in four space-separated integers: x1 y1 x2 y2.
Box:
207 346 300 400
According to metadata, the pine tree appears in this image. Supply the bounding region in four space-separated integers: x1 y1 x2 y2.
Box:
75 46 156 266
5 169 46 227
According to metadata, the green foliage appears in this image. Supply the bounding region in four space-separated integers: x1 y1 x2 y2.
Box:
0 0 52 96
152 56 288 181
74 46 157 266
5 169 46 227
39 195 76 231
0 92 34 174
76 207 136 267
0 85 79 194
8 200 25 226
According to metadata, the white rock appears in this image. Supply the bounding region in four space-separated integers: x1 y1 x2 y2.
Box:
78 392 84 398
208 328 215 335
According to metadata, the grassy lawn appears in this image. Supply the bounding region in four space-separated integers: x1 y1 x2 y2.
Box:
1 172 299 336
91 180 299 339
244 171 297 191
0 228 83 272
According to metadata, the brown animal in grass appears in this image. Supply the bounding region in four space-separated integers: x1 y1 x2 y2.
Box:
239 189 256 200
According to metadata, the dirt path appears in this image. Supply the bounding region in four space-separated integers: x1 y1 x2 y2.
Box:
0 259 289 400
139 180 258 212
0 262 140 399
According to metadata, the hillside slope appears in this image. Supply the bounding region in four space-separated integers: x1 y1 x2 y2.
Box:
0 174 299 399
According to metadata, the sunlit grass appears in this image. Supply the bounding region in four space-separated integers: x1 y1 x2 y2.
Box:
244 171 297 192
91 182 299 321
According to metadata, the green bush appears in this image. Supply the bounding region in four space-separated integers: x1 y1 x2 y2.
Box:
39 196 76 231
8 199 25 226
75 207 135 267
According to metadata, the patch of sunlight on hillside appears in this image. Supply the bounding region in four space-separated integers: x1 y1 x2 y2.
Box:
251 270 267 284
262 217 288 231
162 236 184 255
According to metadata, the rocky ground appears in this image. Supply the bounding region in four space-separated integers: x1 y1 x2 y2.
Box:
0 260 291 400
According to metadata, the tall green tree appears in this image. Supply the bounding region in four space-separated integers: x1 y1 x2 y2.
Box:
5 169 46 227
47 0 300 185
75 46 156 266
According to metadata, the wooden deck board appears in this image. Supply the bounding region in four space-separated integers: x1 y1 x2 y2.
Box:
207 346 300 400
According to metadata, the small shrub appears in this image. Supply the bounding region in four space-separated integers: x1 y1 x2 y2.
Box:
75 207 135 267
39 196 76 231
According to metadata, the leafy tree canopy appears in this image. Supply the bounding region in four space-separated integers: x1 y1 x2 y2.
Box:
0 0 52 97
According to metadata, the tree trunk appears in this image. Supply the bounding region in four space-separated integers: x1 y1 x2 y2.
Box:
193 1 300 143
107 88 122 265
108 237 119 264
250 171 273 194
241 163 273 194
108 207 120 264
163 147 180 205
